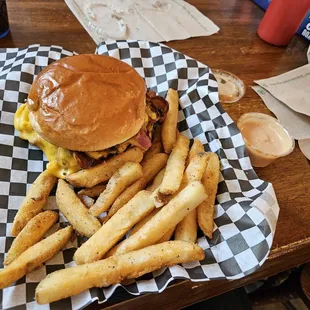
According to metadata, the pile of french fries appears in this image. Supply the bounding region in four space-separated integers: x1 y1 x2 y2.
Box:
0 89 220 304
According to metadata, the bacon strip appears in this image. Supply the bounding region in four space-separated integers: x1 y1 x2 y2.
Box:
136 129 152 150
146 90 169 123
73 152 96 169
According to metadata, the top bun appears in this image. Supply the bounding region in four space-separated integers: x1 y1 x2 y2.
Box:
27 54 146 151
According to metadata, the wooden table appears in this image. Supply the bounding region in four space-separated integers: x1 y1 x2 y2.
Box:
2 0 310 308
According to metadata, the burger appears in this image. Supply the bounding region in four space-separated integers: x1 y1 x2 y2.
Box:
14 54 168 178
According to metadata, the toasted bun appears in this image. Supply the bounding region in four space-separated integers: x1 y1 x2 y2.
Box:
27 54 146 151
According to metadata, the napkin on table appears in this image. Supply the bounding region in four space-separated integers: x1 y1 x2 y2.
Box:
252 86 310 140
254 62 310 160
65 0 220 44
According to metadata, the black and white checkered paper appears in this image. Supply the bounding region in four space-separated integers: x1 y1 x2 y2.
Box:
0 41 279 310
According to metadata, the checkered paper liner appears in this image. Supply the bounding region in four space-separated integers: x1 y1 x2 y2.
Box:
0 41 279 310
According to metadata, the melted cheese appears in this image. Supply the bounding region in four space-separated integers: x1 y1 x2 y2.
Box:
14 104 80 179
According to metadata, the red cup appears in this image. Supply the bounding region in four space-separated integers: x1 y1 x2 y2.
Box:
258 0 310 46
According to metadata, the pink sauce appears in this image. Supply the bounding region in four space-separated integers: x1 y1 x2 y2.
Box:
238 113 294 167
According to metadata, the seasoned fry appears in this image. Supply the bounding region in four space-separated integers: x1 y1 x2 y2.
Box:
175 210 197 243
66 147 143 188
102 182 142 224
78 195 95 208
130 208 174 243
159 134 189 195
36 241 204 304
151 186 172 208
106 181 207 257
106 154 168 220
89 162 143 217
182 152 209 186
0 226 72 289
56 180 101 238
158 227 175 243
146 168 165 192
74 191 154 265
187 139 204 166
130 208 160 236
175 152 209 243
198 201 214 239
11 170 57 236
141 140 163 164
4 211 58 265
161 89 179 154
78 184 107 198
197 153 220 239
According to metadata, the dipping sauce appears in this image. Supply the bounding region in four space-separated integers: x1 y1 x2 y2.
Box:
213 69 246 103
237 113 294 167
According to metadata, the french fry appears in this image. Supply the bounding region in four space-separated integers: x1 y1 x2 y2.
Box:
130 208 174 243
130 208 160 236
182 152 209 186
78 184 107 198
89 162 143 217
4 211 58 265
56 180 101 238
161 89 179 154
78 195 95 208
159 134 189 195
141 140 163 164
102 182 143 224
175 152 209 243
187 139 204 166
151 186 172 208
106 154 168 220
146 168 165 192
0 226 72 289
11 170 57 236
74 191 154 265
175 210 197 243
158 227 175 243
36 241 204 304
197 153 220 239
66 147 143 188
106 181 207 257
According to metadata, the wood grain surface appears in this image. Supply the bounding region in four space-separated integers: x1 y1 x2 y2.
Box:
1 0 310 309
